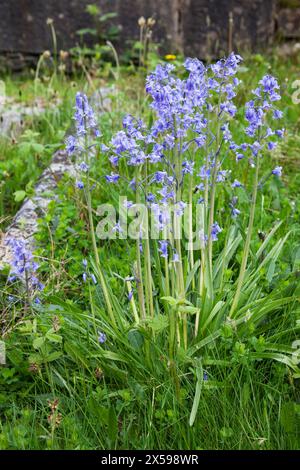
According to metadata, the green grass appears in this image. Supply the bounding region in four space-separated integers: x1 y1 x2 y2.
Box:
0 74 92 227
0 53 300 450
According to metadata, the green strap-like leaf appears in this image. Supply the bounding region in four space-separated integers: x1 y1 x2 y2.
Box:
189 359 203 426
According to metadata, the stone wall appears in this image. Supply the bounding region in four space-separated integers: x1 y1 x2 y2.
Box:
0 0 299 67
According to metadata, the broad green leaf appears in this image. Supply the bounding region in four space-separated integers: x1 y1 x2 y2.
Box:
33 337 45 349
161 296 179 306
178 306 199 315
44 351 63 362
127 329 144 349
143 314 169 332
46 332 62 343
14 190 26 202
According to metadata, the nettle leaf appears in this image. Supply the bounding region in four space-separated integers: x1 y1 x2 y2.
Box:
161 296 192 308
28 353 43 364
33 337 45 349
18 142 32 156
18 320 36 334
44 351 63 362
144 314 169 332
178 306 199 315
31 143 45 154
161 296 178 306
46 332 62 343
14 190 26 202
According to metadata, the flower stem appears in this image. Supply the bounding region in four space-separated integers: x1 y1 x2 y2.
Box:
144 163 154 317
126 279 139 324
230 158 260 316
135 171 146 319
85 185 116 326
188 175 195 290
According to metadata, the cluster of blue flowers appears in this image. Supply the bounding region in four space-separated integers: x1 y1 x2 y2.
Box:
102 54 249 250
66 92 100 190
82 259 97 284
5 238 44 299
68 54 283 260
227 74 284 170
100 54 283 257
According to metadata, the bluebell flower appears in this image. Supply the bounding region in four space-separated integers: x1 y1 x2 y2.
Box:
272 166 282 177
76 181 84 189
275 129 284 138
5 238 44 292
265 127 274 138
221 123 232 142
123 200 134 209
158 240 169 258
211 222 222 241
199 230 208 246
79 161 89 172
112 221 123 233
152 171 168 184
98 332 106 344
65 135 77 156
101 143 109 152
273 109 283 119
109 155 119 166
229 198 240 217
174 201 186 216
267 141 277 150
198 166 211 180
74 92 99 136
129 179 136 191
159 186 175 202
232 179 243 188
184 57 206 74
90 273 97 284
216 170 229 183
105 172 120 183
232 208 241 217
128 291 133 301
260 75 279 93
146 193 156 203
182 160 195 175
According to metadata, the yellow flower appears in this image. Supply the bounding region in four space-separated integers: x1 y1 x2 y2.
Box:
165 54 177 61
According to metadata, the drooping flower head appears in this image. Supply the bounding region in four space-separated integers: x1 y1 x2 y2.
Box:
5 238 44 292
